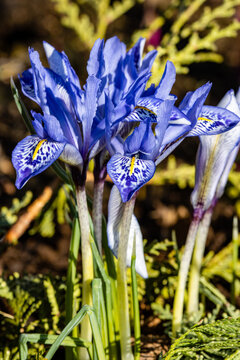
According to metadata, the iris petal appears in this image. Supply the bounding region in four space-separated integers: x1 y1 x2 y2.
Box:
124 97 163 123
43 41 81 89
107 153 155 202
19 69 36 103
154 61 176 99
188 105 240 136
87 38 105 78
12 135 65 189
107 186 148 278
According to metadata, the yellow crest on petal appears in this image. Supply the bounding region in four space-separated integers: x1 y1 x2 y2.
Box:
32 139 47 160
130 156 136 175
198 117 213 122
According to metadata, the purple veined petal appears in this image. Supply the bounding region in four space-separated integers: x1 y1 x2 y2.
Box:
124 97 164 123
12 135 65 189
154 61 176 100
87 38 105 78
107 185 148 278
107 153 155 202
188 105 240 137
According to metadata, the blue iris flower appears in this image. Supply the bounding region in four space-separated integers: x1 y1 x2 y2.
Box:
107 74 240 204
191 89 240 213
12 37 157 189
106 83 240 278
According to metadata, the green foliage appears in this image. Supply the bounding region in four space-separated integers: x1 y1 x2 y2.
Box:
164 317 240 360
0 273 71 359
148 228 240 338
145 0 240 80
50 0 142 49
154 155 195 189
29 186 70 238
0 192 33 235
51 0 240 78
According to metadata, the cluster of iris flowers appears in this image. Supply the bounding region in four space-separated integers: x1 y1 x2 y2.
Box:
12 37 240 359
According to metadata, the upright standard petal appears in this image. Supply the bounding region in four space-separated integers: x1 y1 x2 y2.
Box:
81 75 101 158
154 61 176 99
12 135 65 189
179 82 212 119
87 38 105 78
107 186 148 278
107 153 155 202
43 41 81 89
103 36 126 78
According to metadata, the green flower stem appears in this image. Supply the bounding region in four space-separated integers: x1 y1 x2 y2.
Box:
73 173 94 360
90 235 118 359
187 208 212 317
131 242 141 360
92 180 105 256
66 217 81 326
117 197 136 360
92 279 102 360
65 217 81 360
172 210 202 338
231 216 239 305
